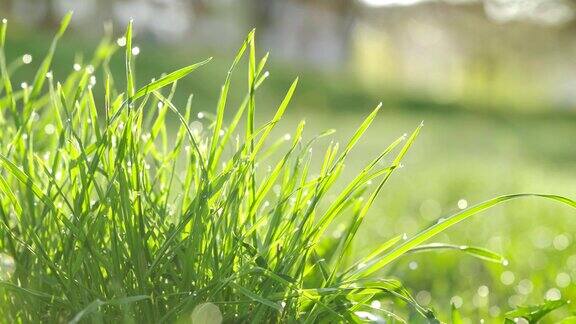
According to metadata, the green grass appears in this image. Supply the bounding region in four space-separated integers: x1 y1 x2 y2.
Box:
0 14 575 323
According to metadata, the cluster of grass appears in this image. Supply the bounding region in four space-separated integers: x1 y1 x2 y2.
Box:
0 13 574 323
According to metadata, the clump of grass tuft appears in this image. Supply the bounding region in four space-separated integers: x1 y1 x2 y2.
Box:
0 14 574 323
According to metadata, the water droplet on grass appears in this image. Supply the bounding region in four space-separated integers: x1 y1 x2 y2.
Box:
457 199 468 209
132 46 140 56
450 295 463 308
22 54 32 64
44 124 56 135
117 37 127 47
73 63 81 71
354 311 379 322
545 288 561 301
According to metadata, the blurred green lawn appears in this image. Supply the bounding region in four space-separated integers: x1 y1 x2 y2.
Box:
5 26 576 322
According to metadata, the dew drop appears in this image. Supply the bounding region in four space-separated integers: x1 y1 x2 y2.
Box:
73 63 81 71
117 37 127 47
457 199 468 210
450 295 463 308
545 288 561 301
22 54 32 64
132 46 140 56
44 123 56 135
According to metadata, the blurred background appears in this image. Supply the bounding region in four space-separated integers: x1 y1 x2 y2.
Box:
1 0 575 322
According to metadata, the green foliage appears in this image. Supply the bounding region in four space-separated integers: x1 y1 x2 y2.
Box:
0 14 574 323
505 299 569 323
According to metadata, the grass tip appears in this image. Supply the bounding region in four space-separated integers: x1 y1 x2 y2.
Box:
419 120 425 127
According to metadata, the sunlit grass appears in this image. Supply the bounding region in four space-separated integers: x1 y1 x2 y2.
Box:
0 14 574 323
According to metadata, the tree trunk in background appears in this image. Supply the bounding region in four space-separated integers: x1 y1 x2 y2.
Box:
251 0 274 40
41 0 59 29
1 0 13 17
96 0 115 21
333 0 356 64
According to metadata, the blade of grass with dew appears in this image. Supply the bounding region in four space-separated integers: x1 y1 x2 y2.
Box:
406 243 507 264
349 194 576 279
